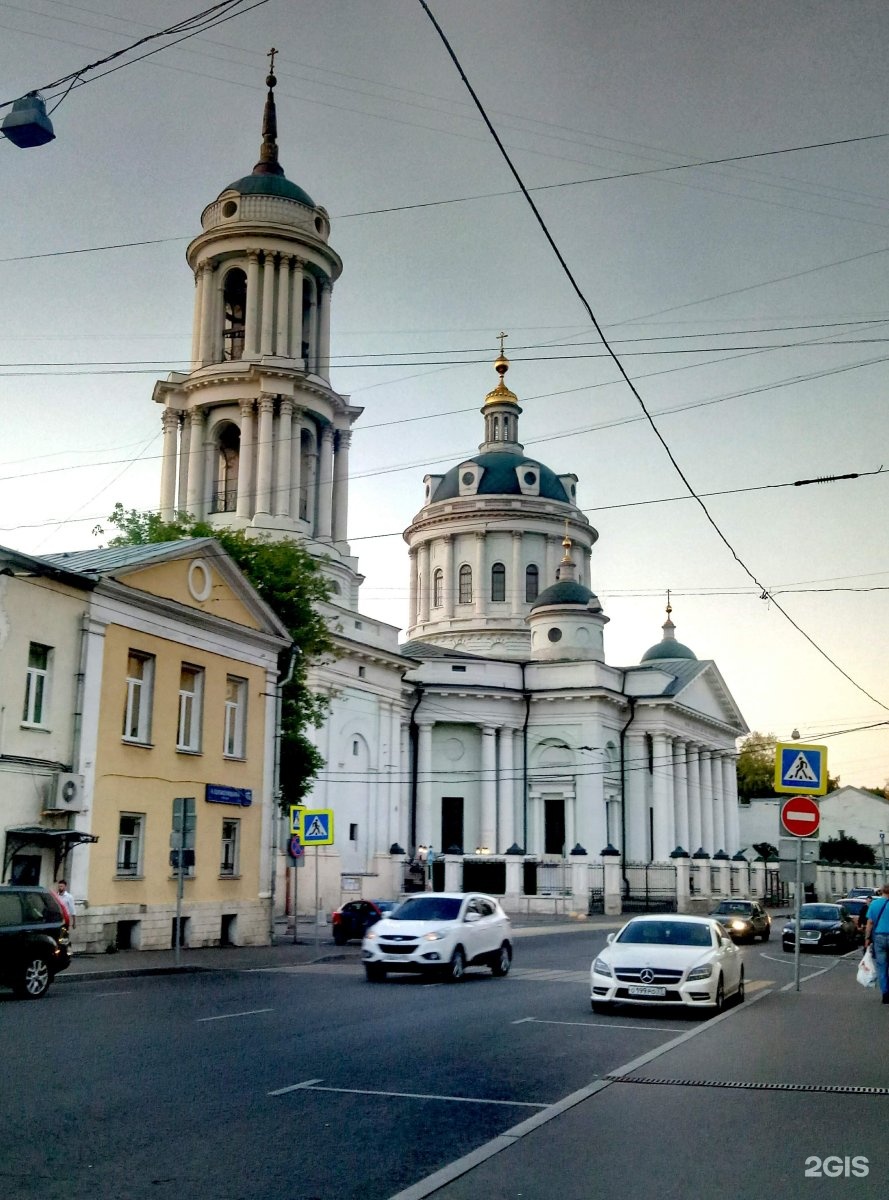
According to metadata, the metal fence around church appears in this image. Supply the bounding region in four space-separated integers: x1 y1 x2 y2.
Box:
620 862 677 913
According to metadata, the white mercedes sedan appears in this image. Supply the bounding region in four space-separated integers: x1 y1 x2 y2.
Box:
590 913 744 1014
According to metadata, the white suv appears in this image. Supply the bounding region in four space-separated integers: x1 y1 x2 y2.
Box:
361 892 512 982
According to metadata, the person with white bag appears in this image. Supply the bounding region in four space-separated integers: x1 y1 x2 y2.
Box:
863 883 889 1003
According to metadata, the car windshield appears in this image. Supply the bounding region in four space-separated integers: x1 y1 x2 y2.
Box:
799 905 841 921
390 897 462 922
715 902 752 915
618 920 713 947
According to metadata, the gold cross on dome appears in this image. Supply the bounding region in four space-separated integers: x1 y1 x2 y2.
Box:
268 47 278 73
497 331 508 354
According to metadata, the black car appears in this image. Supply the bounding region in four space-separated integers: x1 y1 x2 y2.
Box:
710 899 771 943
0 885 72 998
835 898 869 943
331 899 399 945
782 903 858 954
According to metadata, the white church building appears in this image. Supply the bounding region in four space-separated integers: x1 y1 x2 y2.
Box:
151 66 749 911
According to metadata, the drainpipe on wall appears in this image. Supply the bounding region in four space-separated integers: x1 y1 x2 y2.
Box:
269 646 298 945
520 661 531 853
408 683 424 856
618 675 636 899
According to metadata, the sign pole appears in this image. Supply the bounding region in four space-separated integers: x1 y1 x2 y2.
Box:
793 836 802 992
314 845 320 954
292 861 299 945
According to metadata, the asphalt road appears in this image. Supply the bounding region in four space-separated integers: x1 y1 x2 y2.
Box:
0 927 854 1200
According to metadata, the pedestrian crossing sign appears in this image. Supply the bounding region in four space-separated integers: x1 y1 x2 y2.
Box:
774 742 827 795
299 809 334 845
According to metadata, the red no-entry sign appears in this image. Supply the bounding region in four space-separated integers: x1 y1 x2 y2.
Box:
781 795 821 838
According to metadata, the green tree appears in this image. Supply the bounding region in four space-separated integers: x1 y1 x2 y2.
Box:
101 504 335 808
819 835 875 866
736 731 839 801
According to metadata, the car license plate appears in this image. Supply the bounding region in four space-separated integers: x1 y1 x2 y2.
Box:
628 985 665 997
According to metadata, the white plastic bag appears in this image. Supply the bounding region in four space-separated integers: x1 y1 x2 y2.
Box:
857 946 877 988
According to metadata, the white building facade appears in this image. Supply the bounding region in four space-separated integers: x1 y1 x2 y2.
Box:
151 70 749 910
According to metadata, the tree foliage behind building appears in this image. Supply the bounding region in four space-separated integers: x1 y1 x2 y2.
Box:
736 731 839 801
102 504 334 808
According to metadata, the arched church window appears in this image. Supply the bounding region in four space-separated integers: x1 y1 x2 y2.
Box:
525 564 539 602
433 568 443 608
222 269 247 362
213 424 240 512
491 562 505 602
458 564 472 605
301 276 315 365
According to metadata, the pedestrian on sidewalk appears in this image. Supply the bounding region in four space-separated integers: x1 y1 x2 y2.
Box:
864 883 889 1003
55 880 76 930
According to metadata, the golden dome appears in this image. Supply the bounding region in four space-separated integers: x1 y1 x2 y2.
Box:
484 344 519 406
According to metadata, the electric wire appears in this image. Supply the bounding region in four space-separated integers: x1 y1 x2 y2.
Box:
418 0 889 716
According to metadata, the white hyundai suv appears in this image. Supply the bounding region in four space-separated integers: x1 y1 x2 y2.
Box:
361 892 512 982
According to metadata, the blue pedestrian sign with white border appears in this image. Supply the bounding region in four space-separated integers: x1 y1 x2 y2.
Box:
299 809 334 846
774 742 827 795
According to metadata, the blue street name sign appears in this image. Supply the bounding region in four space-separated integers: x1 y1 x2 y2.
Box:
774 742 828 795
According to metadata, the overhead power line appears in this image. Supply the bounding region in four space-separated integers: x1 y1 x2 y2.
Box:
418 0 889 716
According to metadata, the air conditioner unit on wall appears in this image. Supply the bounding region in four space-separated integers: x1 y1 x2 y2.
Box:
45 772 86 812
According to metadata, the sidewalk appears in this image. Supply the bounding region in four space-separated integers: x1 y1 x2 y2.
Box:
60 910 612 983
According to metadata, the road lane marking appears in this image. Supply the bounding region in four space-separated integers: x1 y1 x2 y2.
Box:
269 1080 548 1108
196 1008 274 1022
513 1017 686 1032
387 987 774 1200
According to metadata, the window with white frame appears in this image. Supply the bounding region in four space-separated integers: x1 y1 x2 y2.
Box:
117 813 145 877
177 665 204 752
432 568 443 607
458 564 472 605
123 651 155 743
220 818 240 876
223 676 247 758
22 642 51 726
491 562 506 602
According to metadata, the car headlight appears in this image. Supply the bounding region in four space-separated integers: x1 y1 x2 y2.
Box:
423 930 447 941
593 957 613 977
730 920 749 932
364 930 377 941
686 964 713 981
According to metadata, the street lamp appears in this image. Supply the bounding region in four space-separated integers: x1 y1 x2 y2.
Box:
1 92 56 148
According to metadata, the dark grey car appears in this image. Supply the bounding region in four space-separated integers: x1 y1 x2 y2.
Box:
0 886 72 998
710 899 771 943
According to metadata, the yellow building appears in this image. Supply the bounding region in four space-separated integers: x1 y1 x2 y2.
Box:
42 539 290 952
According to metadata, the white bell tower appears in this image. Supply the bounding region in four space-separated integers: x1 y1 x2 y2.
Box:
153 51 363 604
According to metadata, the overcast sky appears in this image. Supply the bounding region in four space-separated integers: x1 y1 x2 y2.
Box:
2 0 888 795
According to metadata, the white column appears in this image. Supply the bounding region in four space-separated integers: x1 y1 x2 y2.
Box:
290 257 305 362
305 433 318 530
418 541 430 625
290 407 303 519
674 738 690 852
186 409 205 516
687 744 702 852
651 732 671 861
700 751 714 854
160 408 179 518
474 532 485 617
306 277 318 372
408 549 418 628
417 721 434 848
480 726 497 852
244 251 261 358
254 393 275 515
177 415 190 511
236 400 255 519
624 731 647 860
712 753 727 853
387 703 401 852
498 727 515 852
332 427 350 543
318 279 332 379
316 426 334 538
274 398 293 517
510 530 523 617
399 721 410 851
443 535 455 620
260 253 276 356
190 264 206 368
199 262 217 365
276 254 292 358
722 754 740 854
